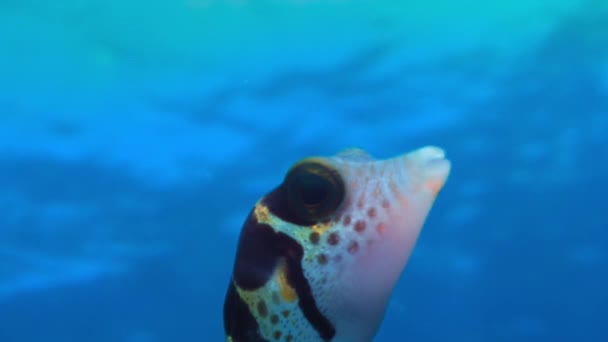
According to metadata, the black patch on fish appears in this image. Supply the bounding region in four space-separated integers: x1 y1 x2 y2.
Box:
225 210 336 340
261 185 307 226
262 185 325 227
262 159 345 227
224 281 268 342
231 213 279 289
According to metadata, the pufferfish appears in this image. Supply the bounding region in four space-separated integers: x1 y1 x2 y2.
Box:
223 146 451 342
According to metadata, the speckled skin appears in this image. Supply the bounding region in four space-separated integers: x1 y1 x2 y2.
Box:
224 147 451 342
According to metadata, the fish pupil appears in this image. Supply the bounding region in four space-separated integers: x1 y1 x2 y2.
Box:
297 174 329 206
284 160 344 224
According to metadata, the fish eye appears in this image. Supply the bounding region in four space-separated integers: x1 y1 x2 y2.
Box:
284 159 344 225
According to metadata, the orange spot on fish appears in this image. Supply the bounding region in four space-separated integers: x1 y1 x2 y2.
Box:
343 215 351 226
367 207 377 219
275 259 297 303
424 179 444 196
327 232 340 246
354 220 366 233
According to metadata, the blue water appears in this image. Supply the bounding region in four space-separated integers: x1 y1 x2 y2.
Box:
1 1 607 341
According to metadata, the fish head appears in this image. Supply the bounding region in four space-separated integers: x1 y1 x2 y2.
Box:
224 146 450 342
313 146 451 340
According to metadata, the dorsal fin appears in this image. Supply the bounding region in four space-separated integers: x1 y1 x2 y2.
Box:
334 147 375 162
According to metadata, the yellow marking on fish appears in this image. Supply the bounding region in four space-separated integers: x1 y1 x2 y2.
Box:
226 337 233 342
232 258 307 340
254 202 272 224
276 259 298 303
311 222 332 235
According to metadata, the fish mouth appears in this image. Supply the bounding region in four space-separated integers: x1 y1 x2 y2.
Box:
403 146 451 195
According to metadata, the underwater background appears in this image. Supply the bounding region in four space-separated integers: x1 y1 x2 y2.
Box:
1 0 607 341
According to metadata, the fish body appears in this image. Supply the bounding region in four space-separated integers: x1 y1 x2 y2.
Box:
224 146 451 342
